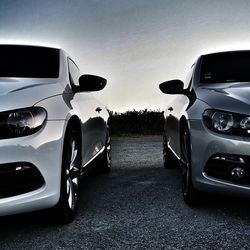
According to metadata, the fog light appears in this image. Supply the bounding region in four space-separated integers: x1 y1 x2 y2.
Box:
231 167 246 180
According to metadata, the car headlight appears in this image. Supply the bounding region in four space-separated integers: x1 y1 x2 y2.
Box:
203 109 250 135
0 107 47 139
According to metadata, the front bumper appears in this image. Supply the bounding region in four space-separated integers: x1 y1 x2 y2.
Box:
0 120 65 216
189 119 250 197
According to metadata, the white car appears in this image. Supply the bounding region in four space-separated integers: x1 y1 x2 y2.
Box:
0 44 110 223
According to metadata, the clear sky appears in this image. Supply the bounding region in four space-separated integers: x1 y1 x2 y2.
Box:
1 0 250 111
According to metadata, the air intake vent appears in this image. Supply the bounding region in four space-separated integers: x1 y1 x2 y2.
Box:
0 162 45 198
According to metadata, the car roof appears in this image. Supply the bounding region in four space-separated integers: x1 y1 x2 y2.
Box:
0 44 60 51
201 50 250 57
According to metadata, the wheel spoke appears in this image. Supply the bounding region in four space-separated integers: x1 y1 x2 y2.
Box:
68 178 73 208
66 136 80 210
70 140 78 170
67 179 70 195
67 177 78 209
68 139 79 178
72 176 79 186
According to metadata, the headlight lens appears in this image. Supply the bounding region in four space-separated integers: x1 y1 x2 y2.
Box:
0 107 47 138
203 109 250 135
211 112 234 132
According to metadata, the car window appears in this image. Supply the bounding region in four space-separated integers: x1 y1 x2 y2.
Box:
200 51 250 83
0 45 59 78
68 58 80 86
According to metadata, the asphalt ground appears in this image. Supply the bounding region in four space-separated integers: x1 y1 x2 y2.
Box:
0 136 250 249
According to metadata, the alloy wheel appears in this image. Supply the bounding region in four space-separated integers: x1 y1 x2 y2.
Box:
66 138 80 210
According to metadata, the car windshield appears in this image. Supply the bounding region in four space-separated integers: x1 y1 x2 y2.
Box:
200 51 250 84
0 45 59 78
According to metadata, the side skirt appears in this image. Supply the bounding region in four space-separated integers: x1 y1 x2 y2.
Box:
167 142 186 168
80 146 105 177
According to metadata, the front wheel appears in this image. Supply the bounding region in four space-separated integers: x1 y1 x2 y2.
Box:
181 124 200 205
55 126 81 223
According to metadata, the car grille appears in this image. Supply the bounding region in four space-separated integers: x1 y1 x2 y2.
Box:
0 162 45 198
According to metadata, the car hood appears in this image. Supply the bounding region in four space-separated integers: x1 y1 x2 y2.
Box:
0 78 64 112
196 82 250 115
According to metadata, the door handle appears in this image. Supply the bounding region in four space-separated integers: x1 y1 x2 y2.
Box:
168 107 173 112
96 107 102 113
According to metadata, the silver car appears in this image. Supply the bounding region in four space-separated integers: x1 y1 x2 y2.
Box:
159 50 250 205
0 44 110 223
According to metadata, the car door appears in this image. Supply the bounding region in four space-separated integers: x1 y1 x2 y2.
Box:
165 95 188 157
68 59 107 168
165 68 194 158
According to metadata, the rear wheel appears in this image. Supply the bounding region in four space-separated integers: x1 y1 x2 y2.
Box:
97 130 111 174
163 134 176 168
181 124 200 205
55 126 81 223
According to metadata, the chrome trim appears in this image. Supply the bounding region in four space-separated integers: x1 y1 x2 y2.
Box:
82 146 105 168
167 141 181 160
202 172 250 190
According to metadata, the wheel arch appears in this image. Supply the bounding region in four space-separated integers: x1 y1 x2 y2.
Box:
65 115 82 148
179 116 189 132
179 115 195 169
179 116 192 156
55 115 82 222
66 115 81 133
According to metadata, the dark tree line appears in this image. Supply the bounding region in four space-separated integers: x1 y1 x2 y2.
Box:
108 109 164 136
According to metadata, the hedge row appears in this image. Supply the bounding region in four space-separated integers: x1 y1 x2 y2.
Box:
108 109 164 136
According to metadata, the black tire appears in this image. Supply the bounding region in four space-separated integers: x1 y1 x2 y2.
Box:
96 129 111 174
163 134 176 168
55 126 81 223
181 124 200 205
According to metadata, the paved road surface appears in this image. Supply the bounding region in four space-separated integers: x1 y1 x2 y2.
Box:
0 136 250 249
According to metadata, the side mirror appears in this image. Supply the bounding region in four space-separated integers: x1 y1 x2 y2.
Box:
76 74 107 92
159 79 185 94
